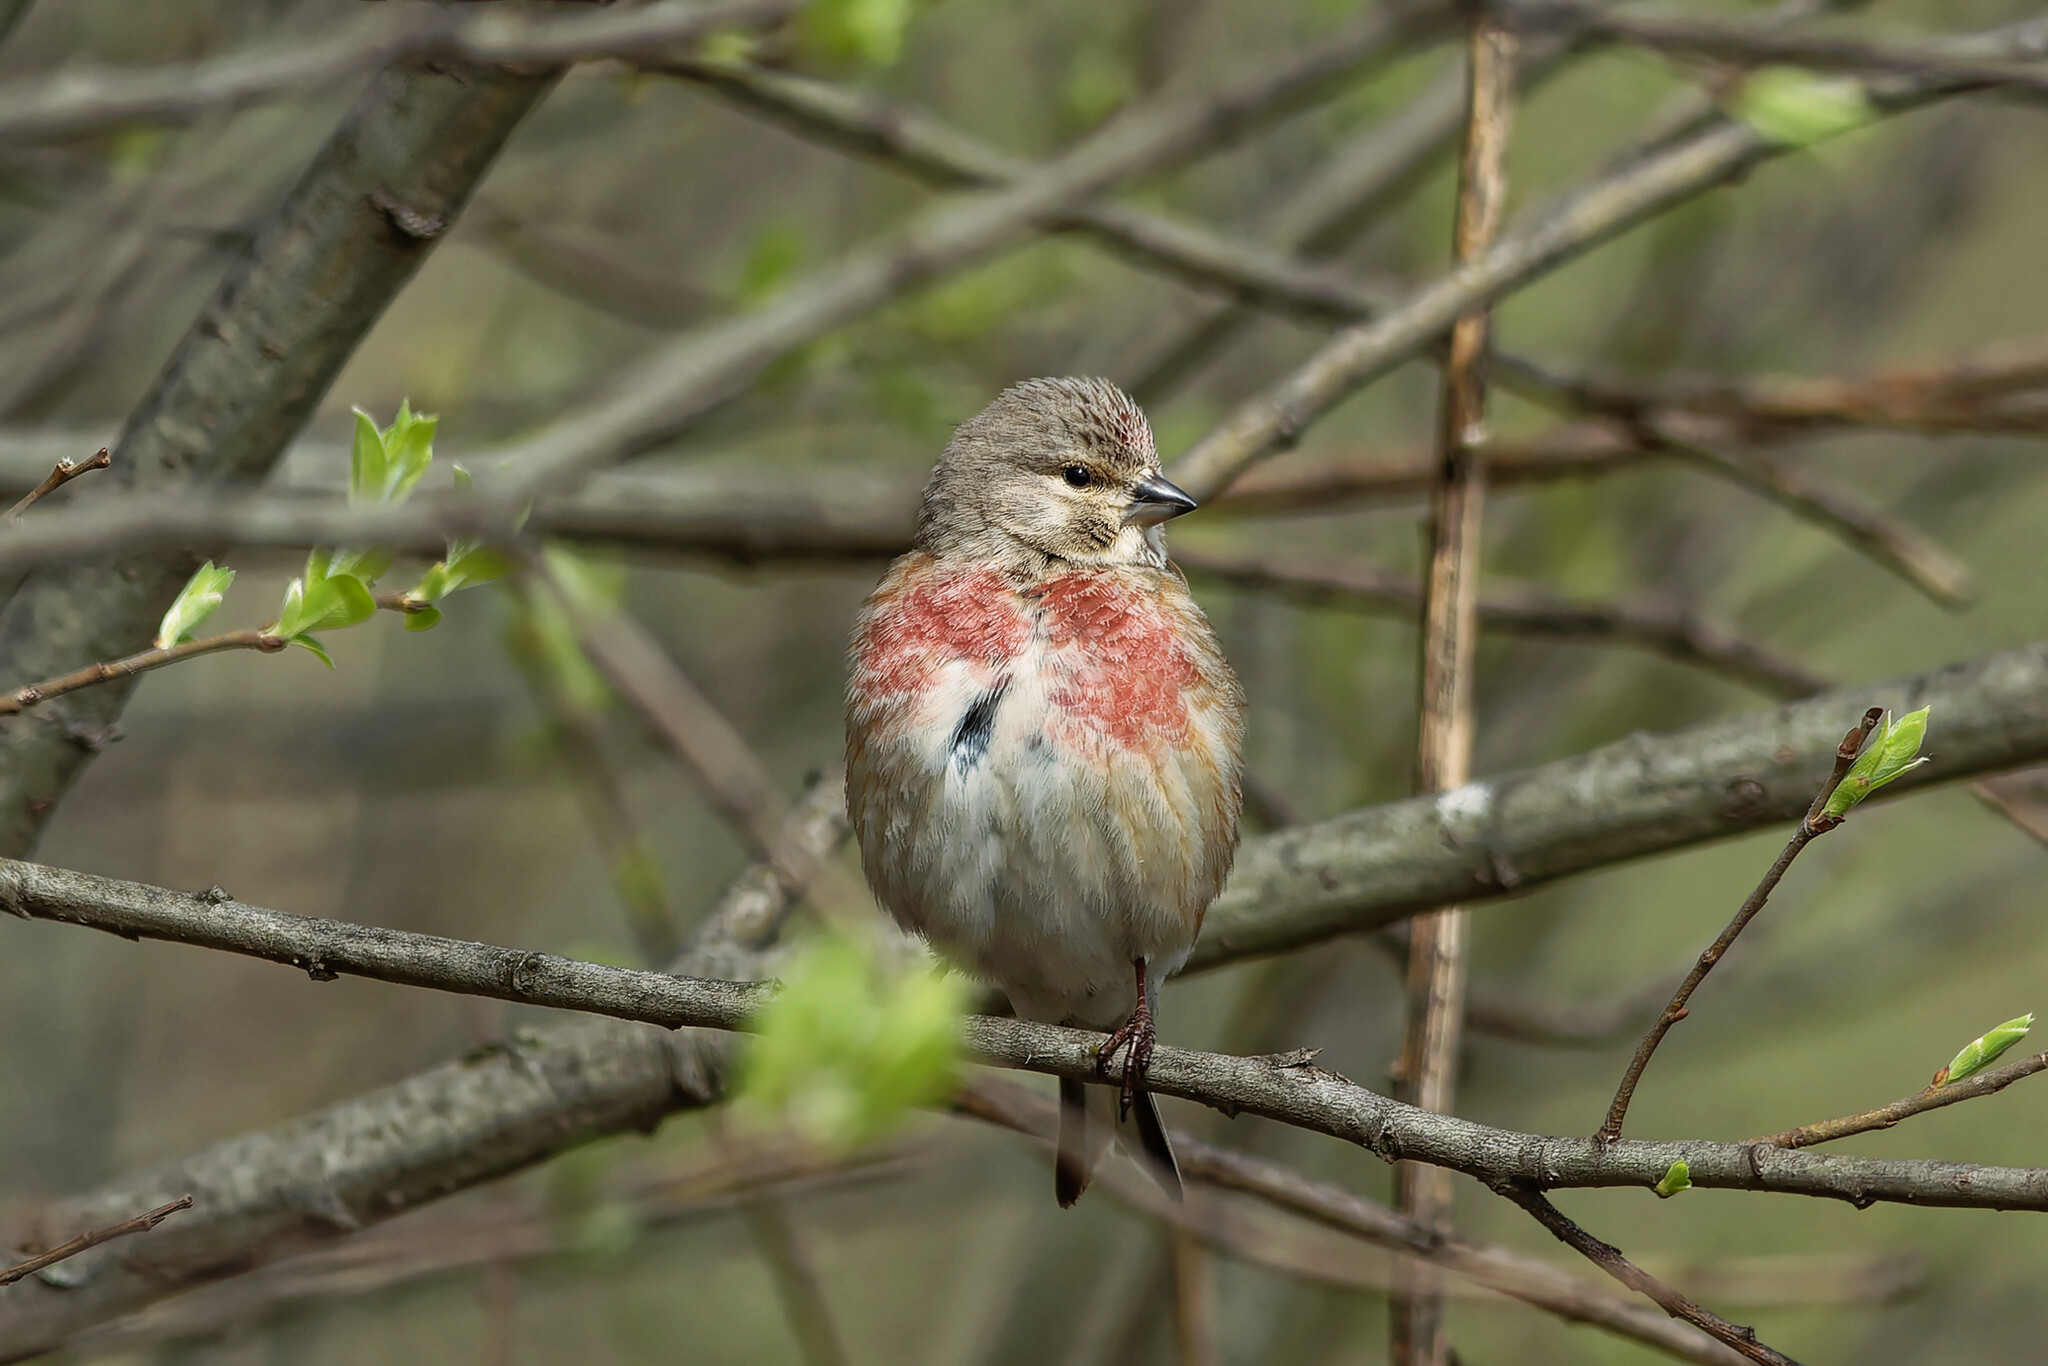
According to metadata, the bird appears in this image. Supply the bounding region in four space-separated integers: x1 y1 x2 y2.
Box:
845 376 1245 1207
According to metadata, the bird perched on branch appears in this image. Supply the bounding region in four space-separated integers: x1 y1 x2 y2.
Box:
846 377 1245 1206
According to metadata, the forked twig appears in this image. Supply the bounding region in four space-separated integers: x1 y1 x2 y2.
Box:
1597 706 1884 1143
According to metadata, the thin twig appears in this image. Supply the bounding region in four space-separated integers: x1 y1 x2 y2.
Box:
1754 1049 2048 1150
0 1196 193 1286
1499 1185 1798 1366
739 1194 853 1366
0 628 284 716
1393 15 1514 1361
1164 19 2044 503
1597 706 1885 1144
1501 0 2048 99
958 1078 1751 1366
0 0 805 144
3 446 107 522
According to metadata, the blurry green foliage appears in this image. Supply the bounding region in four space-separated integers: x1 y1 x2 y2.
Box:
738 221 809 306
503 545 624 716
738 934 968 1151
1941 1013 2034 1087
800 0 922 67
1733 68 1877 148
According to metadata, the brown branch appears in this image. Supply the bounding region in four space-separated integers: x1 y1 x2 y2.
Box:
1500 1186 1797 1366
1163 19 2041 504
1490 355 1978 607
1394 15 1516 1363
739 1193 853 1366
1597 706 1885 1144
1754 1050 2048 1150
0 1195 193 1287
0 628 284 716
958 1078 1751 1366
1972 770 2048 849
1502 1 2048 99
3 446 107 522
1175 547 1826 700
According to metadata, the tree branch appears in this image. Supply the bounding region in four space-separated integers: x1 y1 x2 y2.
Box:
0 628 286 716
1394 14 1515 1360
9 857 2048 1217
1500 1186 1795 1366
0 1196 192 1288
489 0 1452 494
3 446 107 522
1191 642 2048 970
1163 20 2041 503
0 0 803 144
1598 707 1884 1143
0 45 561 857
0 770 850 1360
1753 1050 2048 1151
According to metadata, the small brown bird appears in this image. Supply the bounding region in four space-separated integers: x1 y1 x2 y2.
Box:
845 377 1245 1205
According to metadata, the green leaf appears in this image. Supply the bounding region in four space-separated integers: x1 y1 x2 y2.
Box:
348 408 388 505
1822 707 1932 819
1732 68 1876 149
380 400 437 504
274 571 377 641
155 561 235 649
505 586 613 716
737 934 967 1151
349 402 438 505
737 221 807 305
289 635 335 668
413 544 513 603
1942 1014 2034 1087
800 0 919 66
401 603 443 633
1653 1160 1692 1199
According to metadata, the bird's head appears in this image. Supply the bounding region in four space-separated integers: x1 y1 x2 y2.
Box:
914 377 1197 570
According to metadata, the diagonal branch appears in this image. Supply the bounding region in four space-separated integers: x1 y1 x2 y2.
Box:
489 0 1452 494
1500 1186 1796 1366
1597 707 1884 1143
1164 21 2044 503
3 446 108 522
0 1196 192 1288
1753 1049 2048 1151
0 46 562 857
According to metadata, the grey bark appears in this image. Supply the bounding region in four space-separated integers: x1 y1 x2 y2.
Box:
0 55 557 856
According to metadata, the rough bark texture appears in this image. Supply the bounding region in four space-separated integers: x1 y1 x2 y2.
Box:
0 55 556 856
1191 641 2048 969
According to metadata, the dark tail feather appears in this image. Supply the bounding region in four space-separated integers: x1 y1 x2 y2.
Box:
1127 1089 1183 1202
1056 1076 1090 1208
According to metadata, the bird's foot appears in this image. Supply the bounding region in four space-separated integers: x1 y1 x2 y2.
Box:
1098 998 1156 1120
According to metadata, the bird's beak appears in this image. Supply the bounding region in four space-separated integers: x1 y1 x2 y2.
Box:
1124 472 1198 527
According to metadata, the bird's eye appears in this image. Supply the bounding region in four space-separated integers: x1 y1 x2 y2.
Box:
1061 465 1092 489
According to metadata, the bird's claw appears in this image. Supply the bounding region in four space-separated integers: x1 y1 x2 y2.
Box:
1098 1003 1156 1120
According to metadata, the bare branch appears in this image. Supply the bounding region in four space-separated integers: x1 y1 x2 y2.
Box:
11 857 2048 1218
3 446 108 522
0 628 285 716
0 0 803 143
1598 707 1885 1144
1394 15 1516 1360
1500 1186 1795 1366
490 0 1451 494
1502 2 2048 99
0 1196 192 1288
958 1078 1751 1366
1754 1050 2048 1151
0 46 561 857
1164 23 2039 503
1192 641 2048 972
